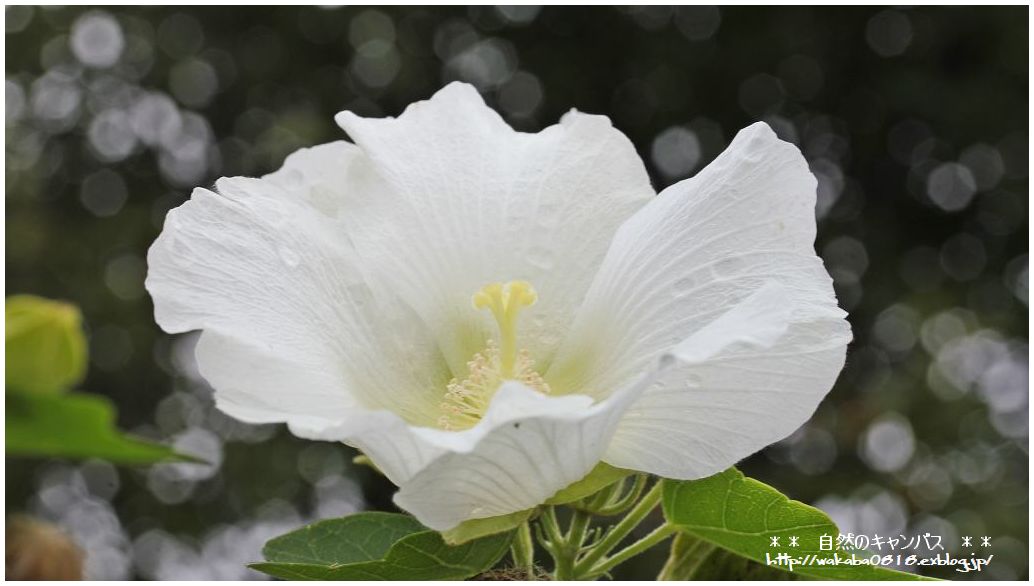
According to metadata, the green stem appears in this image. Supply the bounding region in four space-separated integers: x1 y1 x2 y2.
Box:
589 523 677 577
511 521 535 576
567 508 593 546
572 481 663 576
540 506 563 545
656 533 717 581
553 508 593 580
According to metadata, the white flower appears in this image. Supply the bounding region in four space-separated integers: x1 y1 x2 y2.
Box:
146 82 851 531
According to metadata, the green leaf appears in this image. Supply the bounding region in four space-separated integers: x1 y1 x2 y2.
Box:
441 508 534 545
251 512 513 580
659 533 801 580
546 462 632 505
262 512 425 565
6 391 185 464
5 295 88 395
662 469 933 580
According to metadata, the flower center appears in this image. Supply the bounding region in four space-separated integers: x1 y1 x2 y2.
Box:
438 281 551 430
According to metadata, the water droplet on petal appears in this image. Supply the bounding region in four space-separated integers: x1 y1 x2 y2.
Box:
536 203 561 228
308 186 340 218
281 169 304 186
713 257 746 278
674 274 701 293
684 373 703 388
277 245 300 268
346 283 370 307
526 246 554 270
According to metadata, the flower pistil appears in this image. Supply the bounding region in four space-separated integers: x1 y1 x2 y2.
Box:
438 281 551 429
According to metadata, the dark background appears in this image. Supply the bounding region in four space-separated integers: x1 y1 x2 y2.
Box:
5 6 1028 580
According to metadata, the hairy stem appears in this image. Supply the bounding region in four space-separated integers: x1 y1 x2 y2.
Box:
540 506 563 545
589 523 677 577
511 521 535 576
571 481 663 577
553 508 593 580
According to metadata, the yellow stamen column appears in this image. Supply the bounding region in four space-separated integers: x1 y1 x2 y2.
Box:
472 280 538 378
438 280 548 430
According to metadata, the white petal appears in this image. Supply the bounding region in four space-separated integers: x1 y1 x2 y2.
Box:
196 331 357 430
546 122 851 478
393 380 645 531
335 82 654 373
292 408 446 486
308 376 650 531
669 281 798 364
146 142 450 428
606 287 849 479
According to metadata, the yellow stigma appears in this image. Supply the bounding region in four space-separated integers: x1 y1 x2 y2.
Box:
471 280 537 377
439 281 549 430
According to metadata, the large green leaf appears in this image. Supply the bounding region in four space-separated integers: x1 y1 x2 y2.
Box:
546 462 632 505
5 295 87 395
6 391 184 464
251 512 513 580
662 469 932 580
262 512 425 565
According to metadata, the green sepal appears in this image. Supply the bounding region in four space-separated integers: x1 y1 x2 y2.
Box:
441 508 534 545
546 462 633 505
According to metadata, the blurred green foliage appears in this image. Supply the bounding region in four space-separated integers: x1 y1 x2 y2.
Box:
6 391 182 464
5 5 1027 580
5 295 184 464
